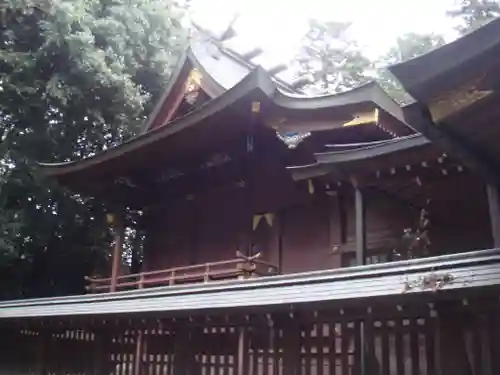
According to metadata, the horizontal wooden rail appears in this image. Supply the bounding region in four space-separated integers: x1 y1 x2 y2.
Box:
86 252 279 293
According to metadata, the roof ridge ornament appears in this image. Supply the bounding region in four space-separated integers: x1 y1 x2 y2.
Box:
276 131 311 149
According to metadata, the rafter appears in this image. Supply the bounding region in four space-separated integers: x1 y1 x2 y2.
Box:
403 103 500 186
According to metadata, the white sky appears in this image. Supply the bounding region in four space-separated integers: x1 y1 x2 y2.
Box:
190 0 458 60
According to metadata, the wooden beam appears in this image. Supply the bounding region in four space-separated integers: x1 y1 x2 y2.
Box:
486 184 500 247
110 210 125 293
404 103 500 186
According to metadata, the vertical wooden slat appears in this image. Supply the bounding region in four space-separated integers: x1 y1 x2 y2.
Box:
118 329 125 375
125 329 132 375
329 322 337 375
340 320 349 375
273 323 281 375
380 320 390 375
394 318 404 375
471 314 483 375
166 329 174 375
221 326 228 375
487 311 500 375
134 330 144 375
364 314 380 375
212 327 220 375
486 184 500 246
282 315 300 375
351 320 362 375
424 317 436 375
409 319 420 375
317 320 324 375
149 333 156 375
116 332 122 375
262 322 270 375
303 319 312 375
251 326 259 375
237 324 248 375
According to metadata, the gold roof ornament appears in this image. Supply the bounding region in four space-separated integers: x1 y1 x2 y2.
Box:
185 69 203 104
106 213 114 225
185 69 202 92
343 108 379 127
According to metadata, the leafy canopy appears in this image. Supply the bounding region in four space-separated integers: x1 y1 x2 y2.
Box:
448 0 500 34
0 0 187 299
294 19 372 94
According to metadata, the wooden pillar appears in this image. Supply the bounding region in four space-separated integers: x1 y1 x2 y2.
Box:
353 181 374 375
281 314 301 375
110 210 125 293
245 102 259 257
327 192 342 268
277 209 285 272
353 183 366 266
486 184 500 247
173 323 192 375
36 331 49 375
93 331 111 375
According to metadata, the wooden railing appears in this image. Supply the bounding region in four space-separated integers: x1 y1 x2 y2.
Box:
85 252 279 293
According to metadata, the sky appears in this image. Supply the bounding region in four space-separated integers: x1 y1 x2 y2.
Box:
190 0 458 60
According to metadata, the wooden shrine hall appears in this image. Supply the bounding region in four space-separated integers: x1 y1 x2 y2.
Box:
2 19 500 375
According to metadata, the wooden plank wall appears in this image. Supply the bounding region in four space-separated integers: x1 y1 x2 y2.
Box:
1 297 499 375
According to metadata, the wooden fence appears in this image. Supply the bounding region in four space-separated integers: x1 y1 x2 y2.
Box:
0 296 499 375
85 252 278 293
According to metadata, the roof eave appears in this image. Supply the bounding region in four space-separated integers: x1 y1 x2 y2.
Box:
38 67 277 179
389 18 500 99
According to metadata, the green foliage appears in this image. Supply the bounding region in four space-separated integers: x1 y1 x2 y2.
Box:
295 20 372 94
447 0 500 34
0 0 187 299
295 20 444 104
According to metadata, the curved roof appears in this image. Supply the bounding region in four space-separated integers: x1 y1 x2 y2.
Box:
288 134 433 181
389 18 500 104
40 66 275 179
389 19 500 187
142 26 412 135
39 26 418 200
188 33 409 134
41 73 412 184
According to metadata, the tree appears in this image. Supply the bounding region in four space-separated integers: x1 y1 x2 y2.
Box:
447 0 500 34
0 0 187 299
294 19 372 94
376 33 446 104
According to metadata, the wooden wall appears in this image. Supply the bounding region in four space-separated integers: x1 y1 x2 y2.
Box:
142 172 434 275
